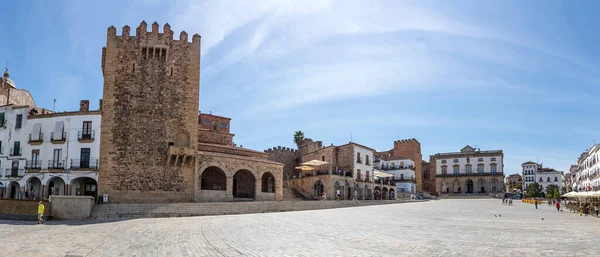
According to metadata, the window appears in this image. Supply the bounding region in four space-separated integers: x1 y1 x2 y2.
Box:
82 121 92 136
12 141 20 156
441 160 447 164
357 153 361 163
221 121 227 129
366 155 370 165
478 158 483 162
554 177 558 182
491 157 496 161
441 166 447 175
539 177 543 182
453 166 459 175
80 148 91 168
357 169 361 180
0 140 2 155
0 112 4 127
490 164 497 174
51 149 62 168
477 164 484 174
15 114 22 129
453 159 459 163
321 156 325 162
204 118 210 126
547 177 550 182
466 165 472 174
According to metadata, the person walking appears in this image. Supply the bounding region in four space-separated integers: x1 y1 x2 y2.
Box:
353 189 358 201
534 200 538 209
321 191 326 201
556 201 561 212
594 205 599 217
37 201 45 224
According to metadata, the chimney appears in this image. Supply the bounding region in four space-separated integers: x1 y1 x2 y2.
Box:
80 100 90 112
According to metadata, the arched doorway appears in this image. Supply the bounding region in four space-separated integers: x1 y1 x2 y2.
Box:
490 178 498 193
201 166 227 191
477 179 486 193
334 181 343 200
8 182 20 199
374 186 381 200
27 177 42 200
47 176 66 198
261 172 275 193
314 180 325 198
389 189 394 200
364 185 370 200
382 188 389 200
466 179 474 193
233 169 255 199
453 179 460 194
70 177 98 199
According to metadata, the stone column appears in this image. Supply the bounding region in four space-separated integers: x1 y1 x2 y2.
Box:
255 175 262 201
226 176 234 201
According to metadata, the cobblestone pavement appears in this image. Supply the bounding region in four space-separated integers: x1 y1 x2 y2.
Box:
1 199 599 257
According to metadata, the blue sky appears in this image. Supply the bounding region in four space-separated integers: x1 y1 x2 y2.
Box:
1 0 598 175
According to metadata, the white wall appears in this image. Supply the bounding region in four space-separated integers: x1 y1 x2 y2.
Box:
522 164 537 188
353 145 374 180
435 154 503 175
536 172 562 192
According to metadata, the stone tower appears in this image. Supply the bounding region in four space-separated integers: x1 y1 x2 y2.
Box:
98 21 201 203
393 138 423 192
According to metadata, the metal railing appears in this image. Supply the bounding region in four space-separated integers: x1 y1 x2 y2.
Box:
26 160 42 169
70 158 99 170
436 172 504 177
78 130 95 140
380 165 415 171
51 131 67 141
396 176 417 182
10 147 22 156
5 169 25 177
28 133 44 142
48 160 65 169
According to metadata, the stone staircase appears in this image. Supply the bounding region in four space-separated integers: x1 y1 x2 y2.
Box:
282 187 309 201
89 200 404 219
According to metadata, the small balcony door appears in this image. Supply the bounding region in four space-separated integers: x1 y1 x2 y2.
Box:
80 148 91 168
31 150 40 168
52 149 62 168
11 161 18 177
82 121 92 139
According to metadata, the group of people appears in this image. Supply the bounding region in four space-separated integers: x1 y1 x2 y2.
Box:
322 189 359 201
565 202 600 217
502 196 513 206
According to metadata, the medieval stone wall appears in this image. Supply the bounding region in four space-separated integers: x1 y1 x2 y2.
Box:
393 138 423 192
298 138 323 157
99 22 200 203
337 144 355 173
198 129 234 146
265 146 299 179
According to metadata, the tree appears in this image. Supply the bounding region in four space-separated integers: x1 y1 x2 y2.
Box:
526 182 540 198
552 189 560 199
546 184 559 199
293 131 305 145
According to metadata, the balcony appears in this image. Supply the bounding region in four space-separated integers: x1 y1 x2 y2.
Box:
78 130 95 142
9 147 22 156
48 160 65 170
70 158 99 170
5 169 25 178
436 172 504 178
380 165 415 171
28 133 44 144
396 176 417 183
51 131 67 143
26 160 42 170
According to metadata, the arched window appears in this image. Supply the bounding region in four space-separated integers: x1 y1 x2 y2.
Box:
261 172 275 193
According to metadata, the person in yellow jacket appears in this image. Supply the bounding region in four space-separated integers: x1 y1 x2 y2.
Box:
37 201 45 224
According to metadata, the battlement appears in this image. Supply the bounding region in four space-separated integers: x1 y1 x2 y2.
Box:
107 21 200 44
264 146 298 154
394 138 420 148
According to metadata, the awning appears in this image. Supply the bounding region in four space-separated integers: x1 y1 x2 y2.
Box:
374 171 394 178
301 160 328 167
562 191 600 198
32 123 41 140
54 121 65 140
295 165 315 171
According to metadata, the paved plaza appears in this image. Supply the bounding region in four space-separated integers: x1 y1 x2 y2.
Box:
1 199 599 256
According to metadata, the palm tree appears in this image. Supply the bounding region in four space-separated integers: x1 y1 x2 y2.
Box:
293 131 304 146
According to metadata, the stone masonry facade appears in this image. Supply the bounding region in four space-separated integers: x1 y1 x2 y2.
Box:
392 139 423 192
264 147 299 180
99 22 201 203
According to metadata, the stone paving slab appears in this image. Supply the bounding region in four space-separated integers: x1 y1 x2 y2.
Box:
1 199 599 256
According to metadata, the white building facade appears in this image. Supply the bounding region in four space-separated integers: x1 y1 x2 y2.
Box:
522 161 537 189
573 144 600 192
521 161 564 195
0 101 100 201
375 157 416 193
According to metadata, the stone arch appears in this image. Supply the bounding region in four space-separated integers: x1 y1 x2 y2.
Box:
374 186 382 200
314 180 325 198
334 181 344 199
233 169 255 198
47 176 66 197
477 179 486 193
69 176 98 199
261 172 275 193
466 179 474 193
8 181 20 199
174 131 190 147
382 187 389 200
201 166 227 191
26 176 42 200
452 179 460 194
388 188 395 200
490 178 498 193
